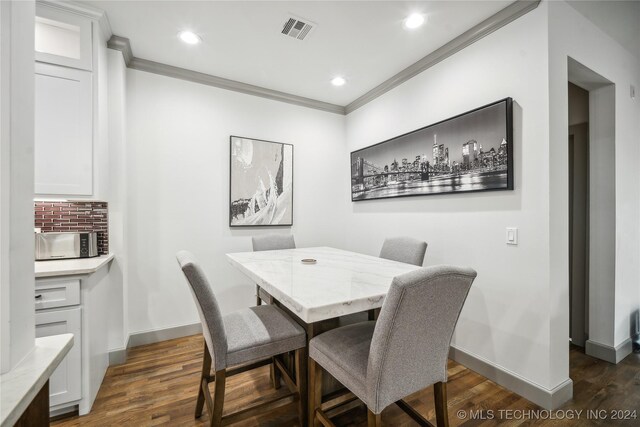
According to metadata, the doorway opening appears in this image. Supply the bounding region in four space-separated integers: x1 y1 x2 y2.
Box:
568 81 589 348
567 57 615 366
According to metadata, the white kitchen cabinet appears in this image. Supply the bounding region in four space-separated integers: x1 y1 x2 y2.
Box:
35 4 93 71
35 307 82 407
35 62 93 196
35 258 113 416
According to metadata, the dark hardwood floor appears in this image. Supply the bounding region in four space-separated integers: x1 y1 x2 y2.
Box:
52 335 640 426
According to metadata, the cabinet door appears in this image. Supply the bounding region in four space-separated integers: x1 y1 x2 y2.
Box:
35 4 92 71
36 307 82 407
35 63 93 196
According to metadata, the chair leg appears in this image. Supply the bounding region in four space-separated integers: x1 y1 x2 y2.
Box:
210 370 226 427
271 357 282 389
308 358 322 427
434 382 449 427
367 409 382 427
295 347 308 427
195 343 212 418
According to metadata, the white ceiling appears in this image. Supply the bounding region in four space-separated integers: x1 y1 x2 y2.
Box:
84 1 512 106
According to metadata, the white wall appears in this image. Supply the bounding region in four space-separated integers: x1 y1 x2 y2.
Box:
344 4 559 391
125 69 348 334
0 0 35 374
548 0 640 367
106 48 128 352
587 84 615 347
93 21 110 202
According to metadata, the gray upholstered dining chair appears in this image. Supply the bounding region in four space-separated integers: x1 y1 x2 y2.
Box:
176 251 307 427
252 234 296 252
367 236 428 321
308 265 477 427
252 234 297 305
251 234 298 389
379 236 428 266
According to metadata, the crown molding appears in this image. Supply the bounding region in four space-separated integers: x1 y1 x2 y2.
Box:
107 35 345 115
129 56 347 115
37 0 113 40
344 0 541 114
106 0 539 116
107 36 133 67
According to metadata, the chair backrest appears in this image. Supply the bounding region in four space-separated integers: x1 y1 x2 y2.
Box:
251 234 296 251
366 265 476 413
176 251 227 371
379 236 427 266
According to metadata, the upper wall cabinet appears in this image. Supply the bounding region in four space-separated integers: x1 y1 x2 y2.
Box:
35 4 93 71
35 63 93 196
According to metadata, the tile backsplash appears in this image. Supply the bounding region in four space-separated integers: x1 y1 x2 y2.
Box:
34 201 109 255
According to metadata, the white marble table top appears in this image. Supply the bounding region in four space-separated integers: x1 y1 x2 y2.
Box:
227 247 421 323
0 334 73 427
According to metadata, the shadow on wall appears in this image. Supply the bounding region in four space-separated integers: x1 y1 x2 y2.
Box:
352 101 524 215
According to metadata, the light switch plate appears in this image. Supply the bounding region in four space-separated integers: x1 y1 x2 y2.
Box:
506 227 518 245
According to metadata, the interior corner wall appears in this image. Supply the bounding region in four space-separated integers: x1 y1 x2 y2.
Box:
587 84 615 349
124 69 348 335
106 48 128 352
344 3 559 393
547 0 640 367
0 0 35 374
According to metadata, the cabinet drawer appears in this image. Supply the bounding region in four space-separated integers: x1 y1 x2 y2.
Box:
35 278 80 310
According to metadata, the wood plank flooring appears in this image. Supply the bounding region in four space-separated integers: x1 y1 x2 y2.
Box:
52 335 640 426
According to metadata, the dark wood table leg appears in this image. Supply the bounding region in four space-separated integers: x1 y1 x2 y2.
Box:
272 298 344 427
15 380 49 426
305 323 317 427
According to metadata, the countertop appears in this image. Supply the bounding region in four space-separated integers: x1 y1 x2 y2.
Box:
35 253 115 278
0 334 74 426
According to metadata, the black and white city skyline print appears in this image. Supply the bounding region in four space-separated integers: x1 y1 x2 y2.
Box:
351 98 513 201
230 136 293 226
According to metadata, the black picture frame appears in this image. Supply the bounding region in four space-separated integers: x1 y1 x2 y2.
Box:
350 97 514 202
229 135 294 227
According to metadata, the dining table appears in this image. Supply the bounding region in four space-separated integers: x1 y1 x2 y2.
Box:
226 246 422 426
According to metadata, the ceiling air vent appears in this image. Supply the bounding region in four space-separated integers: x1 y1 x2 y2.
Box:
281 16 315 41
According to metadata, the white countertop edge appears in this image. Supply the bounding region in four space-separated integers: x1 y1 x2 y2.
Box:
0 334 74 427
226 252 390 324
35 253 115 278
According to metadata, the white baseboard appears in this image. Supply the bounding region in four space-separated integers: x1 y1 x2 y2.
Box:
108 346 128 366
108 322 203 366
127 322 203 348
449 346 573 410
585 338 633 364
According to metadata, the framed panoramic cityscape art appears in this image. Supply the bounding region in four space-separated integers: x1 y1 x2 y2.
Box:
229 136 293 227
350 98 514 201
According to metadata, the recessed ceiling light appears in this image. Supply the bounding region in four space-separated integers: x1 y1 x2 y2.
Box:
178 30 202 45
404 13 425 30
331 76 346 86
